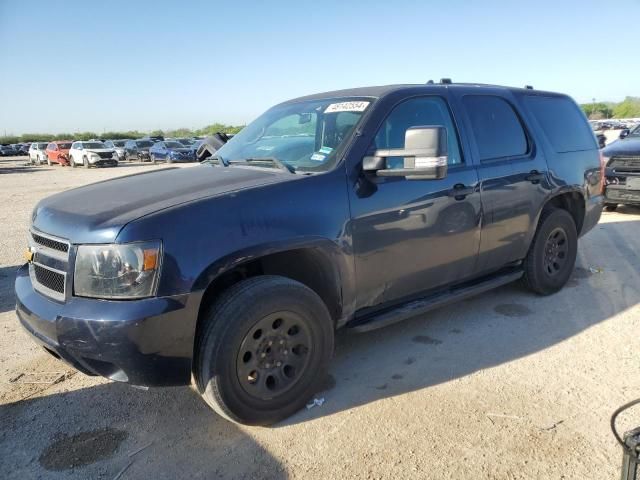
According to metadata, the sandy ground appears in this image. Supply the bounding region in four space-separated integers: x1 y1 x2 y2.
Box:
0 156 639 479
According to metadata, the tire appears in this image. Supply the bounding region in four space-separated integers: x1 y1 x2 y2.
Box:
166 156 173 164
604 204 618 212
523 208 577 295
35 155 41 166
47 156 51 166
150 154 156 164
194 276 334 426
83 156 90 168
70 155 76 168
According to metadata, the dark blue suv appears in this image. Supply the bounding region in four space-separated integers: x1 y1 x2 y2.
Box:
15 82 603 425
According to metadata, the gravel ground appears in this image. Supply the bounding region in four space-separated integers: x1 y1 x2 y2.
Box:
0 155 639 479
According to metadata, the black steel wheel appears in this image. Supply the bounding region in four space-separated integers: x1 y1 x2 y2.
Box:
523 208 577 295
236 311 312 400
194 276 334 425
543 227 568 277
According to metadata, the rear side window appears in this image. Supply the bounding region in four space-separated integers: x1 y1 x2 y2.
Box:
463 95 528 161
525 96 596 152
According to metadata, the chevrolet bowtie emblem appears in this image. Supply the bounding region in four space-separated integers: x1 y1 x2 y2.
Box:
24 249 34 262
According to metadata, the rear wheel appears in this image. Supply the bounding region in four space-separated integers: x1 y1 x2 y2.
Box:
194 276 334 426
46 156 51 166
604 204 618 212
69 155 76 168
523 208 577 295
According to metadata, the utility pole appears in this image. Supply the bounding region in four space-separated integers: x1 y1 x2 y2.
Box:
592 98 596 119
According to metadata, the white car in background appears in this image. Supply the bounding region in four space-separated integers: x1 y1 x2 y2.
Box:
103 139 130 161
68 141 118 168
28 142 49 165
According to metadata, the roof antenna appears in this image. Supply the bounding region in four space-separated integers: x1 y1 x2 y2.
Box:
426 79 434 85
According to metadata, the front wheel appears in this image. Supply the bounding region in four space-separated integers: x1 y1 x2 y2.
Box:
604 204 618 212
194 276 334 426
69 155 76 168
46 156 51 166
83 156 90 168
522 208 577 295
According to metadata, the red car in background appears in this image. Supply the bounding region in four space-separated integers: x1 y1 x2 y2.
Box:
45 141 73 166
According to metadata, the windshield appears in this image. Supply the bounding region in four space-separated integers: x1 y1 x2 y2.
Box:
37 143 47 148
213 97 372 172
629 125 640 137
83 142 104 149
58 143 72 149
136 140 154 148
178 138 194 145
164 141 183 148
113 140 126 147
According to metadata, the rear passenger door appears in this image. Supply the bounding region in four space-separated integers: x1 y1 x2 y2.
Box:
450 91 551 274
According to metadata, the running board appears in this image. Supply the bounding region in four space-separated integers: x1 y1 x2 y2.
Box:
348 270 524 333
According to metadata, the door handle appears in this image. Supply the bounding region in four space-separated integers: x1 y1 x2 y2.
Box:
448 184 475 199
525 170 545 184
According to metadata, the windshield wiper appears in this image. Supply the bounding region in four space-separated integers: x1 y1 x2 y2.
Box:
202 154 228 167
231 157 295 174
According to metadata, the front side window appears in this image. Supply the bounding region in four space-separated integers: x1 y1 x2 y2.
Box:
373 96 463 168
463 95 528 161
214 97 372 172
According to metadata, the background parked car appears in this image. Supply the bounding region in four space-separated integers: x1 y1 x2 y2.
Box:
0 145 18 157
0 145 18 156
103 139 130 161
149 140 196 163
45 141 72 166
28 142 48 164
124 139 155 161
69 141 118 168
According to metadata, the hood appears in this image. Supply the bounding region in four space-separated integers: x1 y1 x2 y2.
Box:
603 137 640 157
32 165 291 243
84 148 115 153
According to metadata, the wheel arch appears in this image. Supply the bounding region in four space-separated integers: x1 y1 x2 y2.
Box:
191 238 351 357
528 189 586 249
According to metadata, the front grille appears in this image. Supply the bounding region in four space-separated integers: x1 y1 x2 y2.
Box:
32 232 69 253
29 229 70 301
97 151 114 159
608 156 640 173
33 264 65 294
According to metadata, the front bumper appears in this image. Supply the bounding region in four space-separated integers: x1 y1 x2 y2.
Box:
605 184 640 205
14 264 200 386
88 157 118 167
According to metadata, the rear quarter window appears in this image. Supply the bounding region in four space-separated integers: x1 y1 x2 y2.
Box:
524 96 596 153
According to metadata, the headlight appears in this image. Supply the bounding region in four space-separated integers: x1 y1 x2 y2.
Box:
74 241 162 299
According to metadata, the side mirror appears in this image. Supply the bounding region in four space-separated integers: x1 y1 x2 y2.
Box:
363 126 448 180
620 129 630 139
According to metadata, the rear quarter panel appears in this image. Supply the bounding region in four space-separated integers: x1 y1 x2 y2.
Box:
515 92 603 238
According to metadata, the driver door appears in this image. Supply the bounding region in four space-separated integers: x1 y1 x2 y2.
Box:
348 95 481 311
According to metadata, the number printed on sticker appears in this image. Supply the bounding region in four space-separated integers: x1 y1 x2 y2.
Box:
324 101 370 113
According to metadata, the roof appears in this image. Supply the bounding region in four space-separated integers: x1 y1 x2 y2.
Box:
280 82 565 105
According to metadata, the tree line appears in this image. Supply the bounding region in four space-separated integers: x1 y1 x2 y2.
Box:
0 123 244 145
580 97 640 120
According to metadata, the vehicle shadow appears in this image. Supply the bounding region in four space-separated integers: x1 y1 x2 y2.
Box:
0 382 286 479
0 165 52 174
0 265 19 314
280 217 640 426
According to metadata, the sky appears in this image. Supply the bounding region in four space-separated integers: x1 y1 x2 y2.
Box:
1 0 639 135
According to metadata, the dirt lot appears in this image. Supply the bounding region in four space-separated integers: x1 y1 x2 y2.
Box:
0 156 639 479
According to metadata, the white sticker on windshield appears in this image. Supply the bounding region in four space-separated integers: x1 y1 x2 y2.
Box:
324 101 370 113
310 153 326 161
